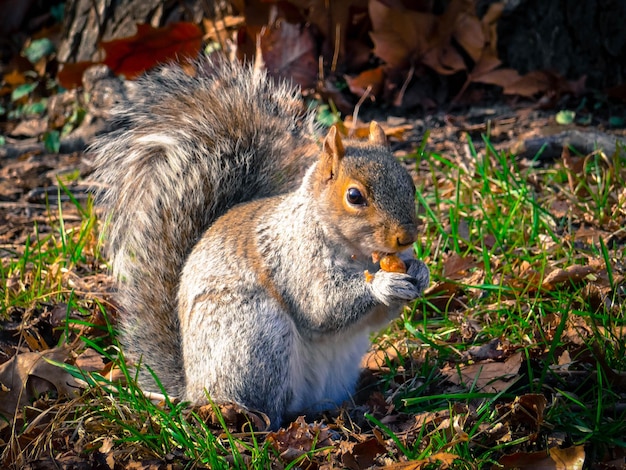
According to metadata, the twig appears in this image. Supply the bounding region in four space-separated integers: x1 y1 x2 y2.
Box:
349 85 373 138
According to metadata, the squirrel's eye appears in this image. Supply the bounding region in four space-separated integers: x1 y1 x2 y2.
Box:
346 187 366 206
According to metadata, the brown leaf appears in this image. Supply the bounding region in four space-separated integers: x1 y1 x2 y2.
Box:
370 0 476 76
3 69 26 86
370 29 417 69
494 445 585 470
503 70 553 97
550 445 585 469
384 452 459 469
462 1 503 89
422 42 466 75
0 347 81 420
98 436 116 469
369 0 436 68
494 449 554 469
453 12 484 61
9 118 47 138
74 348 106 373
423 0 473 74
467 338 507 361
345 66 385 98
441 351 522 392
482 2 504 26
468 51 502 81
196 402 269 431
574 226 609 245
343 120 412 141
472 67 523 88
505 394 547 430
550 199 571 218
362 345 399 371
443 253 478 280
102 22 203 80
341 437 387 470
542 264 596 290
267 416 333 462
260 20 318 90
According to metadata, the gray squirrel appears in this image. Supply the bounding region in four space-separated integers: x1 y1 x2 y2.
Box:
91 57 429 428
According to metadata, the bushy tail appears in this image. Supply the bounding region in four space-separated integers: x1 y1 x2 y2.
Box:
91 57 318 396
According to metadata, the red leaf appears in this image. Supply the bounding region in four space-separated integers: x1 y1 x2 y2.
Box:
57 61 95 89
101 22 203 79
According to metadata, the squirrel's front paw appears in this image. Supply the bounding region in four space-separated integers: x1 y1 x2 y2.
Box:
406 259 430 295
370 271 421 306
370 259 429 306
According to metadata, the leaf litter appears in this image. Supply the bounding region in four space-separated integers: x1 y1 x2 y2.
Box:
2 1 626 468
2 100 626 469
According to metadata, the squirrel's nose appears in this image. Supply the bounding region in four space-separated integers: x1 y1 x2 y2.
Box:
396 223 418 248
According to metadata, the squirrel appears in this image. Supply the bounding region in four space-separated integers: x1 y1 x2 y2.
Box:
91 57 430 428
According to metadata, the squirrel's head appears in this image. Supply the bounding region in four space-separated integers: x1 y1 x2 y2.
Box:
313 122 418 258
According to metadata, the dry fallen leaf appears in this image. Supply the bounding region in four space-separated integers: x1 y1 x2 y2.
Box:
494 445 585 470
443 252 478 280
343 120 412 141
266 416 333 463
57 61 95 89
260 19 318 90
361 345 400 371
369 0 475 77
369 0 435 69
345 66 385 99
102 22 203 79
467 338 507 361
74 348 107 372
196 402 269 431
341 437 387 470
3 69 27 86
0 347 81 422
550 445 585 470
502 394 547 431
441 351 522 393
542 265 596 290
453 10 484 61
384 452 459 469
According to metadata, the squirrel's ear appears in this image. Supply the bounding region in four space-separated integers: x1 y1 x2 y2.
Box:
321 125 345 179
368 121 387 146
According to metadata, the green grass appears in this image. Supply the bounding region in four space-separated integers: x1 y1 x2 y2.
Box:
0 184 102 317
391 134 626 467
1 134 625 468
56 344 280 468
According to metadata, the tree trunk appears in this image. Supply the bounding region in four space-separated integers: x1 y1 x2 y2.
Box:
491 0 626 89
57 0 206 63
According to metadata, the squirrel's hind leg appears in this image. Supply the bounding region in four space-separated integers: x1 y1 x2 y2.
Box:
180 294 295 429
